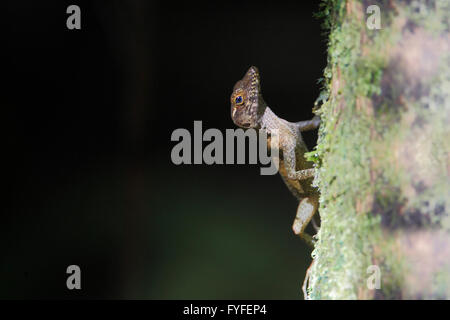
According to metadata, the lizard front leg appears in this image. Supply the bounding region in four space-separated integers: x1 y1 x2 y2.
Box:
296 115 321 132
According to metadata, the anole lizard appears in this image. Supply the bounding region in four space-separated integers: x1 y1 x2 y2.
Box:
230 66 320 246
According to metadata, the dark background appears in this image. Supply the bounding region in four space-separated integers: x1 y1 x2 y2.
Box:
3 0 326 299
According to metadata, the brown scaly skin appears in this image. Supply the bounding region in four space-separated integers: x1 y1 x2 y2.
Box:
230 66 321 246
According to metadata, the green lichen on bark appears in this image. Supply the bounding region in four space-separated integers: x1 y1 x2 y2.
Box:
305 0 450 299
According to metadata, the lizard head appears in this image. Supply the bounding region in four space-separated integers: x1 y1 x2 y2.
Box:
230 66 267 129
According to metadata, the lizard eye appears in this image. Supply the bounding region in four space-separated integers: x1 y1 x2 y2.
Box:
235 95 244 105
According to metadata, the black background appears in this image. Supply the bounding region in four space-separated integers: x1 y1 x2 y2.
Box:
4 0 326 299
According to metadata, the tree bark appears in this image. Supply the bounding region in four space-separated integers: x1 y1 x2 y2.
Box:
305 0 450 299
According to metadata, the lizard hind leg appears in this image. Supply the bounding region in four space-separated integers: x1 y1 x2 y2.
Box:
292 197 318 243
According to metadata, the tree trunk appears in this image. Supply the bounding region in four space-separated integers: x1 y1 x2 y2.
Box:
305 0 450 299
